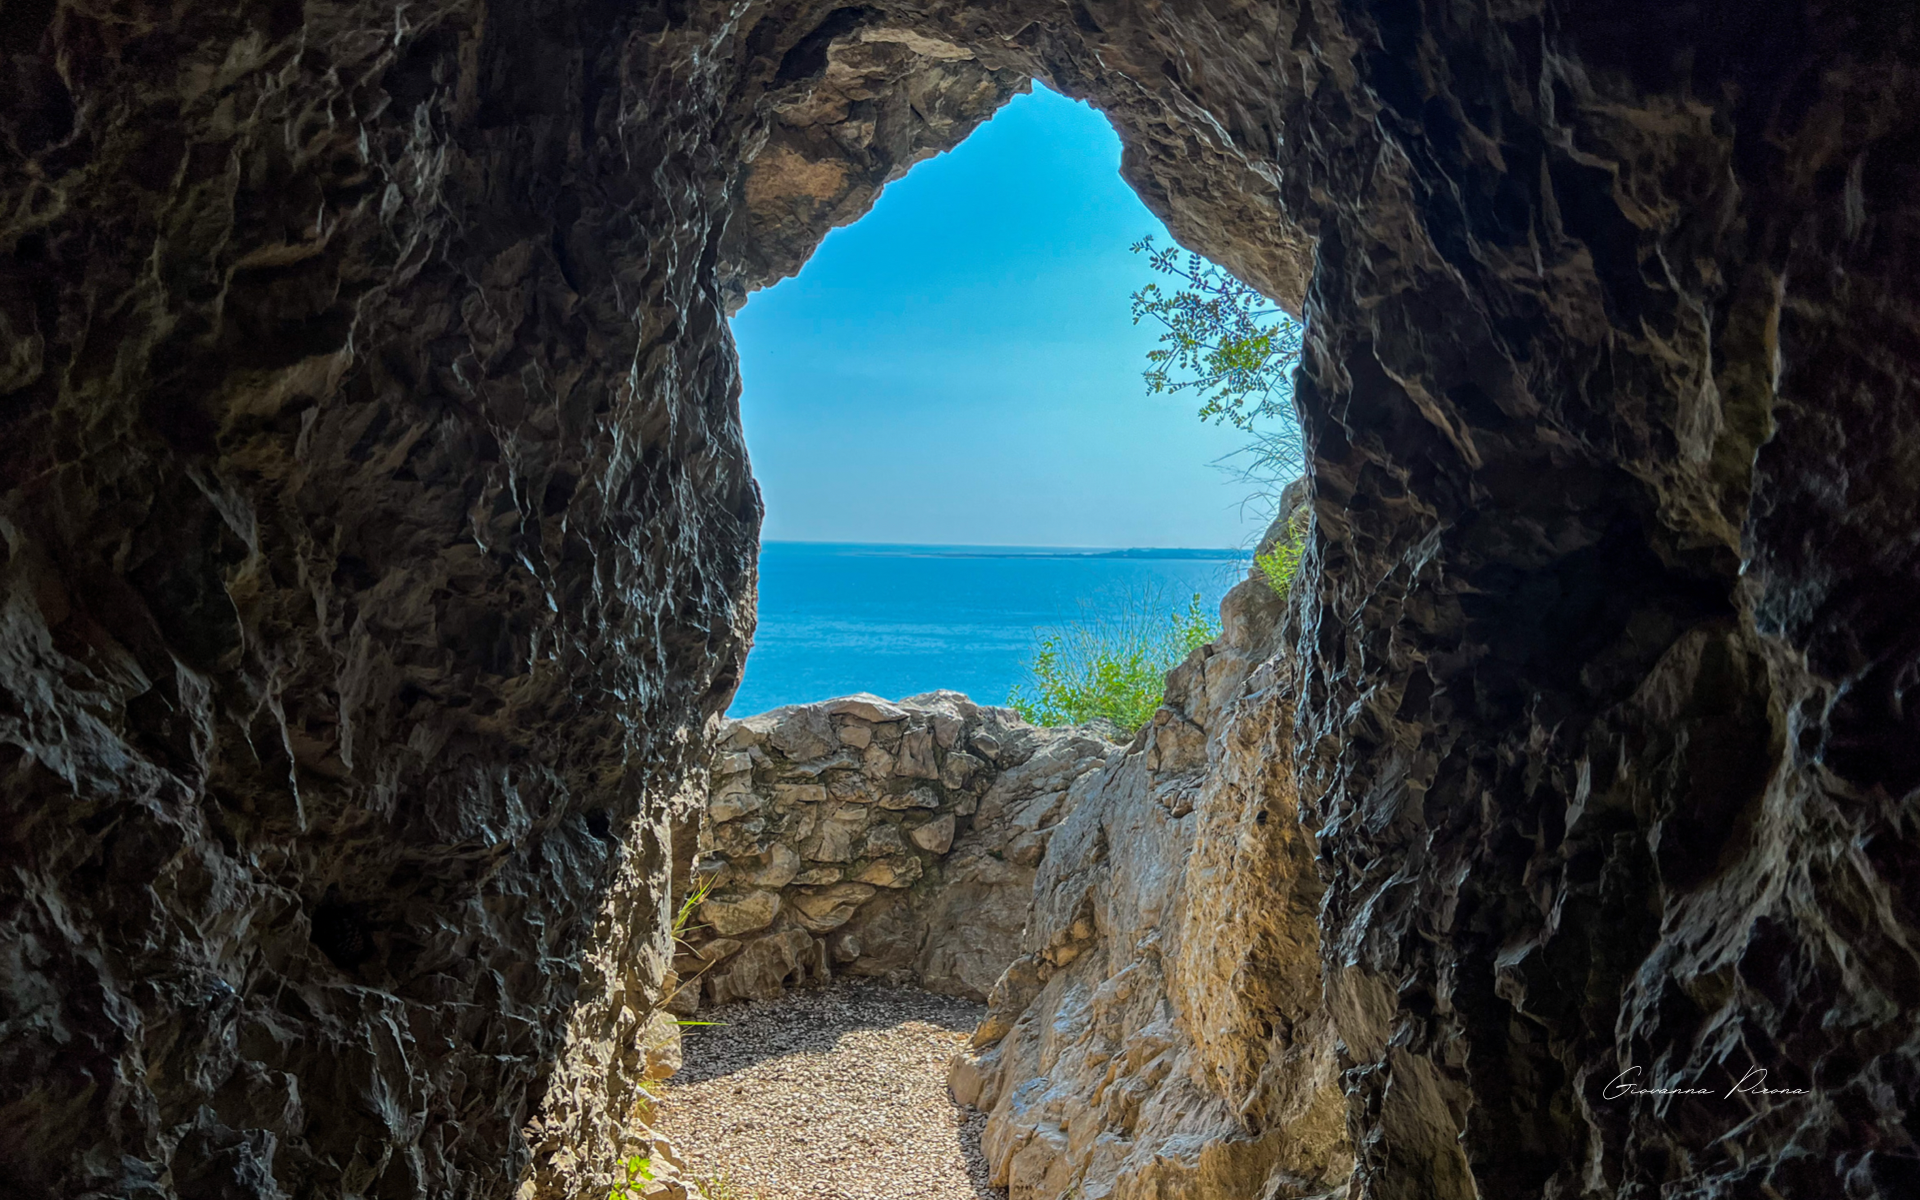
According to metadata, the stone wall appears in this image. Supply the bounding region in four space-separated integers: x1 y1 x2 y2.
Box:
673 693 1115 1008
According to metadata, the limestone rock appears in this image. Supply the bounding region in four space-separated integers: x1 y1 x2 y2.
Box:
853 855 924 888
711 817 773 857
824 694 909 723
939 752 982 789
916 852 1043 1000
772 782 827 806
878 786 943 810
640 1012 686 1082
768 706 838 761
909 815 957 854
699 891 781 937
800 807 865 862
709 783 766 823
860 822 909 856
704 929 824 1005
896 724 940 778
744 844 800 889
790 883 879 932
956 563 1350 1200
836 722 873 748
683 694 1115 1003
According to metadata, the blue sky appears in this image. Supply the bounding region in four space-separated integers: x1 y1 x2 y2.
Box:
729 85 1271 549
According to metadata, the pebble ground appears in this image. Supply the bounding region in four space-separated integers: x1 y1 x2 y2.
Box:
652 981 1002 1200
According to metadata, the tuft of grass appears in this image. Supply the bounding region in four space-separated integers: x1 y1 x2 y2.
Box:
1009 592 1219 736
658 873 719 1013
673 874 716 949
1254 505 1311 598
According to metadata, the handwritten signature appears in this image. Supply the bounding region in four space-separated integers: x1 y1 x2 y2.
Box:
1603 1066 1811 1101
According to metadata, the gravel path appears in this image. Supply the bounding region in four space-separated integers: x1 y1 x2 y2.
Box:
653 981 1001 1200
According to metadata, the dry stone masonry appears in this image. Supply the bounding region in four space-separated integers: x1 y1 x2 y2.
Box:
4 1 1919 1199
674 693 1114 1007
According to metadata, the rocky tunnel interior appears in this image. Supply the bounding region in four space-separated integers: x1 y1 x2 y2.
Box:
2 1 1917 1198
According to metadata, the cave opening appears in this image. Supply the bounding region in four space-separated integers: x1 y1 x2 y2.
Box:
634 78 1319 1199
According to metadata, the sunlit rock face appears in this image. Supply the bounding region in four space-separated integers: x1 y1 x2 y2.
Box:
950 557 1351 1200
4 1 1917 1199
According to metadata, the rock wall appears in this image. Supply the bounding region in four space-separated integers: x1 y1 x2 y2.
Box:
0 3 761 1198
6 1 1920 1198
676 693 1114 1007
949 536 1350 1200
1281 8 1920 1199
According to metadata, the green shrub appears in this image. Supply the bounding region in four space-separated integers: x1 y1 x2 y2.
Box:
1009 592 1219 736
608 1155 654 1200
1255 506 1311 597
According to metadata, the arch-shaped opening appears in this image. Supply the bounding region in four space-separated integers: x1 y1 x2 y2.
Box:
630 81 1326 1200
726 83 1292 713
526 14 1344 1190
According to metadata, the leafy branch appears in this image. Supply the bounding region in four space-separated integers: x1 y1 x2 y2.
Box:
1130 235 1304 433
1130 235 1307 491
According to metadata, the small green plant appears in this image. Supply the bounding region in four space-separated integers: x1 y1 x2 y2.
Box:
608 1154 654 1200
658 874 719 1013
672 874 716 948
1254 506 1311 597
1009 592 1219 736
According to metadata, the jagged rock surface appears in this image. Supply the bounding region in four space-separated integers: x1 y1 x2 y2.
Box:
0 3 762 1198
678 693 1113 1006
1282 8 1920 1200
949 558 1349 1200
5 1 1919 1199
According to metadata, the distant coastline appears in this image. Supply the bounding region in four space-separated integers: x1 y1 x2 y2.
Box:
762 541 1249 562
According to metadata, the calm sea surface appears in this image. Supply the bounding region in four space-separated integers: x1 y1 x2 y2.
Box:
727 542 1253 717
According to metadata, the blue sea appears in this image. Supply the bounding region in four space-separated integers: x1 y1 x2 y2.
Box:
727 542 1253 717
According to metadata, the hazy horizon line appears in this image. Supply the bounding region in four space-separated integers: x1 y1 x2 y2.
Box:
760 540 1250 559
